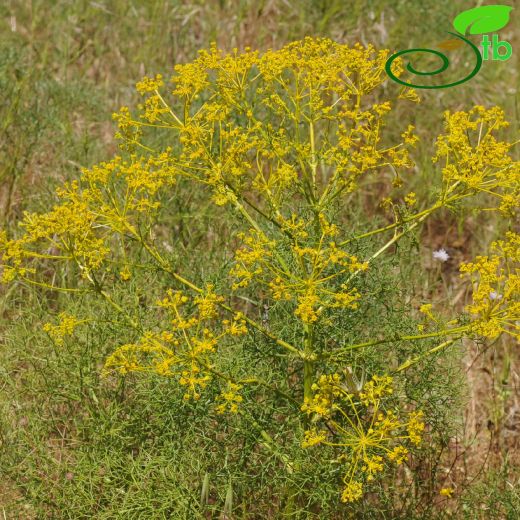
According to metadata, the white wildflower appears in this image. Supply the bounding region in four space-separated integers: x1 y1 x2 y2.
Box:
433 248 449 262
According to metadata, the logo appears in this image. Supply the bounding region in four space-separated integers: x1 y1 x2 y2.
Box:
385 5 513 89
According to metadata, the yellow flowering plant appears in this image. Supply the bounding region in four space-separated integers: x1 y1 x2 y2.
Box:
301 374 425 502
0 37 518 509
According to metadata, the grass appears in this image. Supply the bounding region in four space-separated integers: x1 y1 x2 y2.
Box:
1 1 519 518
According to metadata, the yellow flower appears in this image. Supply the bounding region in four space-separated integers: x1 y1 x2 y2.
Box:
136 74 164 94
268 277 292 301
216 383 243 414
359 375 393 406
419 303 436 322
222 313 248 336
103 339 175 377
433 107 518 217
408 411 425 445
398 88 420 103
341 481 363 503
440 487 454 498
387 446 408 464
3 37 518 509
194 284 224 320
460 232 519 340
362 455 384 481
103 291 247 403
157 289 189 310
295 288 320 323
401 125 419 146
179 363 211 400
43 313 82 346
119 265 131 281
303 373 426 503
404 192 417 207
302 428 327 448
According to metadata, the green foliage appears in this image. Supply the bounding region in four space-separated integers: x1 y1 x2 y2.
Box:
0 240 465 518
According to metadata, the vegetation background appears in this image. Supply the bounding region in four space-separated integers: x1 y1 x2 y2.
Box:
0 0 518 518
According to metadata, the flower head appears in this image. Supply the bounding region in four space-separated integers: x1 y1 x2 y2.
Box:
341 481 363 503
302 373 425 503
440 487 454 498
433 248 449 262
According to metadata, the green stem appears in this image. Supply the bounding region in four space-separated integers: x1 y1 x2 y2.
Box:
338 190 471 248
303 323 315 402
99 290 141 330
241 411 294 474
394 338 460 373
325 326 470 361
309 119 318 199
339 204 439 246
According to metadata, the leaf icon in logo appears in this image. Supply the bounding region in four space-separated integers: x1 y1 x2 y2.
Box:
453 5 513 35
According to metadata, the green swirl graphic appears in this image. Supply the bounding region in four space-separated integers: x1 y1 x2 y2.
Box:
385 32 482 89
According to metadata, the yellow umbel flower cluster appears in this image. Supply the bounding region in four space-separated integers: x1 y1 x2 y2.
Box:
301 374 425 503
111 37 419 212
460 232 519 339
433 106 519 216
103 287 247 402
42 313 83 346
0 151 178 288
215 382 244 414
230 220 368 324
